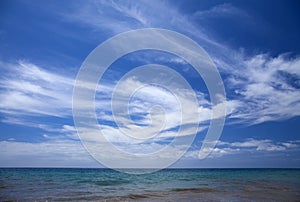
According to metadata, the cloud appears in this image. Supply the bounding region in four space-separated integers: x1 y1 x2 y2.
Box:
226 54 300 124
0 60 214 145
227 139 287 151
1 17 300 144
186 146 240 159
193 3 250 19
2 59 298 163
190 139 300 160
194 138 300 159
1 1 300 167
61 0 151 35
281 142 299 149
60 0 300 125
2 137 297 168
0 139 97 167
0 61 73 117
62 0 222 49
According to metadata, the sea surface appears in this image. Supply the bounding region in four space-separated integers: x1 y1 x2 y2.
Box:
0 168 299 201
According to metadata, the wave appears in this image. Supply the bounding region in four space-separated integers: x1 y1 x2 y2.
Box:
171 187 221 193
77 179 131 186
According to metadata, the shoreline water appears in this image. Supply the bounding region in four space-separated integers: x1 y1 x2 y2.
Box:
1 168 300 201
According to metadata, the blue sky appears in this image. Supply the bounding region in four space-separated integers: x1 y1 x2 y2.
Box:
0 0 300 168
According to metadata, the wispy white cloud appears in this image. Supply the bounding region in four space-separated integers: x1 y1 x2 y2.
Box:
0 139 97 167
193 3 250 19
226 54 300 124
227 138 287 152
0 60 212 143
0 61 73 117
62 0 223 49
1 0 300 167
0 137 297 169
186 146 240 159
1 58 298 158
62 0 150 35
2 137 297 167
2 8 299 148
187 138 300 159
60 0 300 125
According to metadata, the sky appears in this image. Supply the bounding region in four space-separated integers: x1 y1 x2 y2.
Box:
0 0 300 168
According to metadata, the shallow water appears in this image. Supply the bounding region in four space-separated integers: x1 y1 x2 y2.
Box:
0 168 299 201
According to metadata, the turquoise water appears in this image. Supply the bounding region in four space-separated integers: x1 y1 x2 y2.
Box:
1 168 300 201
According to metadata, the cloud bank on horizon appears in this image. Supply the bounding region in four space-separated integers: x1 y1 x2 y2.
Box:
0 0 299 167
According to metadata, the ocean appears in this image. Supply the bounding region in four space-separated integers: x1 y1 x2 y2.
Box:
0 168 299 201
